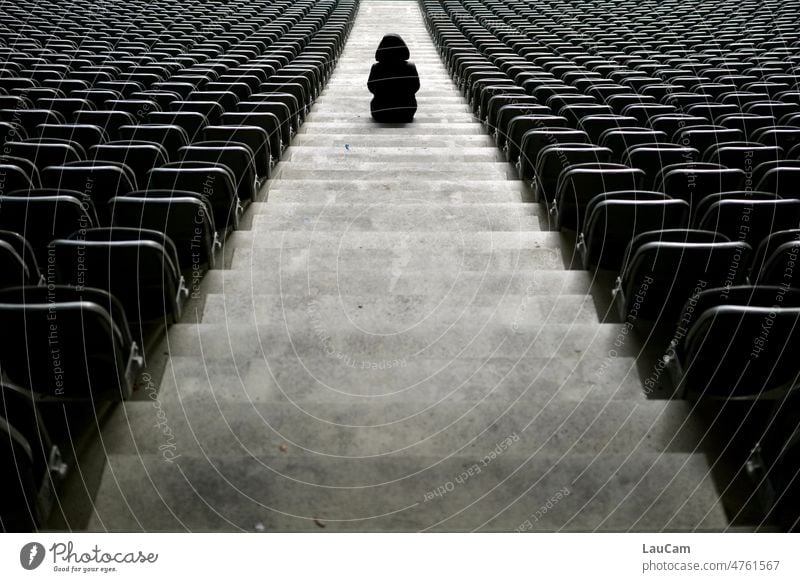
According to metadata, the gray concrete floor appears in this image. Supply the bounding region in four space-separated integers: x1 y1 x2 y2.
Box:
82 0 728 532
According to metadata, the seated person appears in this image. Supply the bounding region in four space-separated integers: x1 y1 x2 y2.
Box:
367 34 420 123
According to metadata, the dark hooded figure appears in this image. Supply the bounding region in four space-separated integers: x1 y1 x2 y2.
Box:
367 34 420 123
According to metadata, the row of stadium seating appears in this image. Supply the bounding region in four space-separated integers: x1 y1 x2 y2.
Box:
421 0 800 530
0 0 359 531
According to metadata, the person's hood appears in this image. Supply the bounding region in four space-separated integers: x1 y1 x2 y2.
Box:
375 33 410 63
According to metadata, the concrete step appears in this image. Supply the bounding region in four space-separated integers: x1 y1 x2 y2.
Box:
305 112 484 123
136 354 645 402
198 268 596 296
88 452 726 532
200 291 598 326
286 145 505 162
161 321 634 361
298 122 484 135
222 228 556 248
105 394 700 459
271 161 515 181
289 134 496 147
226 246 561 273
247 202 541 232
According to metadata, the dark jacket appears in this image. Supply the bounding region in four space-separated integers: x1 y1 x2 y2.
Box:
367 34 420 123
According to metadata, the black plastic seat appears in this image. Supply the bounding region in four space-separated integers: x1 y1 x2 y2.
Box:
220 111 283 163
110 190 217 270
752 230 800 289
0 380 64 531
554 164 645 230
5 139 84 170
622 144 699 189
0 230 41 288
668 286 800 399
0 163 35 195
581 192 690 269
0 285 140 400
117 124 190 161
532 145 612 203
697 198 800 250
90 141 168 188
41 162 136 224
505 114 567 163
656 164 746 206
145 111 207 142
37 123 108 152
179 142 258 203
518 128 589 183
74 110 137 140
0 193 95 262
614 229 750 323
51 227 186 325
203 125 271 180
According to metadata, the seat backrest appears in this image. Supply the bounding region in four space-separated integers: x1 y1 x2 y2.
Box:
698 198 800 250
0 194 95 262
109 191 216 270
37 123 107 152
533 144 612 203
621 239 752 321
583 195 690 269
680 305 800 398
0 163 35 195
145 111 207 142
90 141 168 188
73 110 137 140
203 125 271 179
181 140 258 194
0 285 135 399
5 139 83 169
51 235 182 324
555 165 646 229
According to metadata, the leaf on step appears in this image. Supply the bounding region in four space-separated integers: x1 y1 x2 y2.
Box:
313 518 326 528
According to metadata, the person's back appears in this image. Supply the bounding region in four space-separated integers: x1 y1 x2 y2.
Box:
367 34 420 123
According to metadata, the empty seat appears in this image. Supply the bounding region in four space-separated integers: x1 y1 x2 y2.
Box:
51 227 186 325
752 230 800 289
0 285 140 399
623 144 699 189
667 285 800 398
179 142 258 203
614 229 750 322
5 139 84 170
145 111 207 143
0 382 64 531
554 164 645 229
0 230 41 288
147 161 239 230
41 162 136 224
117 124 190 161
203 125 271 180
0 163 35 195
109 190 217 271
220 111 283 163
518 128 589 183
532 144 612 203
656 164 746 206
74 110 137 140
37 123 107 152
581 192 690 269
0 193 95 261
90 141 168 188
697 197 800 250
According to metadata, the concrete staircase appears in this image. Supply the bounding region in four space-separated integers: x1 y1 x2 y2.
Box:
87 0 728 532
